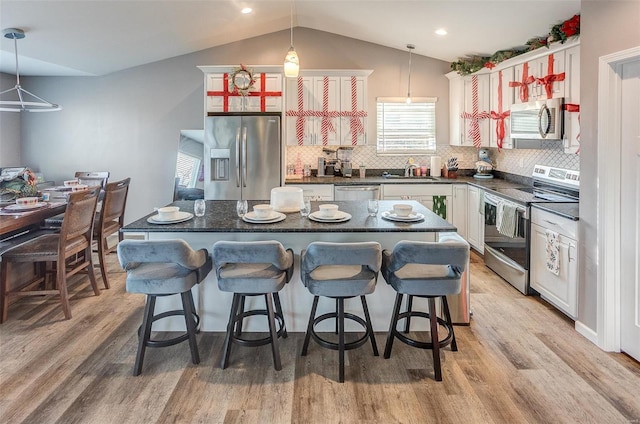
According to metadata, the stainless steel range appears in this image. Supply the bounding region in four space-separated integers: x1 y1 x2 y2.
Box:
483 165 579 294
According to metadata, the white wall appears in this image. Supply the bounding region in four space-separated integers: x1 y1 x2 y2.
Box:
0 72 22 166
580 1 640 331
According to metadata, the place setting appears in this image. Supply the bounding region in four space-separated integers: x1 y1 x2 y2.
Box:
381 203 425 223
147 206 194 224
0 197 51 215
308 203 351 223
241 202 286 224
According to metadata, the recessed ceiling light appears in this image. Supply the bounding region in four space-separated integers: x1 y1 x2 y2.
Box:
241 7 253 14
435 28 447 36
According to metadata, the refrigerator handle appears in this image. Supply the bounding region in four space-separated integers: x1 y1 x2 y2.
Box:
235 127 241 187
242 127 248 188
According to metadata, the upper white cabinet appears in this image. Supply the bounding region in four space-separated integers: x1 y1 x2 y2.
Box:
285 71 371 146
447 72 491 147
448 40 579 151
489 67 514 149
563 45 580 154
200 67 283 113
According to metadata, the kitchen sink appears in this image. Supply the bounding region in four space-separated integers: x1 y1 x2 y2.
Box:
382 174 439 180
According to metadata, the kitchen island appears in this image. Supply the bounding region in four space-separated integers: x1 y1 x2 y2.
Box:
121 200 459 331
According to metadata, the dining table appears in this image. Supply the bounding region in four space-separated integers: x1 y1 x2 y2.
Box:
0 202 66 239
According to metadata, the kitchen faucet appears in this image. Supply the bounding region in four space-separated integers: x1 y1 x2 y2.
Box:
404 161 418 177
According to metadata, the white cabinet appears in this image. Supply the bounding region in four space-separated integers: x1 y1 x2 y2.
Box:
451 184 467 239
466 185 484 253
447 72 491 147
205 72 282 113
489 67 514 149
285 72 371 146
530 207 578 318
461 74 491 147
563 45 580 154
286 184 334 201
512 51 566 104
381 184 453 222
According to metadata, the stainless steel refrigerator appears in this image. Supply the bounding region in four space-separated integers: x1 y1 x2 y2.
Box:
204 113 282 200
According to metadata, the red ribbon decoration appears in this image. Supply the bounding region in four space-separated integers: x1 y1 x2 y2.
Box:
340 76 367 145
460 75 490 149
208 73 282 112
490 70 510 150
564 103 580 154
285 77 314 145
536 54 566 99
318 77 340 145
509 62 535 103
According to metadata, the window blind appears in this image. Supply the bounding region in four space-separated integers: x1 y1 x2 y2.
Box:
377 97 437 154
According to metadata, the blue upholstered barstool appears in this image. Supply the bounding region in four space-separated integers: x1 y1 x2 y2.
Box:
212 240 294 371
117 239 212 376
300 241 382 383
381 234 469 381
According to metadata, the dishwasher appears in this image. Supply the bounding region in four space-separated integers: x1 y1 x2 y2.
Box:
334 185 380 201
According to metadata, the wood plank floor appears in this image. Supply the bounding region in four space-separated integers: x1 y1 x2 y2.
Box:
1 251 639 424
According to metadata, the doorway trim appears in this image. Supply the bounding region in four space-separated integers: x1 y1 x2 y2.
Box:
597 46 640 351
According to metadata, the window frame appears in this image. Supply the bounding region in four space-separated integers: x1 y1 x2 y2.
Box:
376 96 438 155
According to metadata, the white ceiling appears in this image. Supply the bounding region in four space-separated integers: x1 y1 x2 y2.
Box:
0 0 580 77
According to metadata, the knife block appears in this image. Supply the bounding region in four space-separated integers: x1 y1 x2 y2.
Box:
442 168 457 179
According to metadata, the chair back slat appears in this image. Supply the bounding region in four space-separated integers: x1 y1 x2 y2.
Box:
75 171 110 189
100 178 131 225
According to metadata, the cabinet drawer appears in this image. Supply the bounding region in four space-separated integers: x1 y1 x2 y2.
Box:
286 184 334 200
531 207 577 239
382 184 452 198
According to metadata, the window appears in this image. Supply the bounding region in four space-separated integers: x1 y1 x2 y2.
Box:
175 151 201 188
376 97 437 154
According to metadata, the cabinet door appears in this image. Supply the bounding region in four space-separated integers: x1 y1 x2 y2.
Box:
448 73 465 146
467 186 484 253
563 46 580 154
530 223 578 318
243 73 282 112
340 76 368 146
489 68 514 149
461 74 491 147
313 76 341 146
451 185 467 239
285 76 315 145
530 52 566 100
512 61 537 104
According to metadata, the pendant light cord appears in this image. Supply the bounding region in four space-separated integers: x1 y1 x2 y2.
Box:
290 1 294 48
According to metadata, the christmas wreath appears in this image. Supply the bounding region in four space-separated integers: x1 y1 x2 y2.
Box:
451 14 580 76
228 64 258 96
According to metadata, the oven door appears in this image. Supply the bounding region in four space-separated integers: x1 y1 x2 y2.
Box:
483 192 530 294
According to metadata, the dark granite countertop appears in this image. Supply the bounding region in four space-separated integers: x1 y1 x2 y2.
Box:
122 200 456 233
531 203 580 220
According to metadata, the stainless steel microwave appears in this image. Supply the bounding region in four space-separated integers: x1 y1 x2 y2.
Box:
510 98 564 140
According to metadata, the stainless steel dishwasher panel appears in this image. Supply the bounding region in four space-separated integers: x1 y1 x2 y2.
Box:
334 185 380 201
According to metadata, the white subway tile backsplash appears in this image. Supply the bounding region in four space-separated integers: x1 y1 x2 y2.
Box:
286 143 579 176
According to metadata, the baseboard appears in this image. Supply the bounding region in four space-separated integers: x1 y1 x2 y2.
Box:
575 320 599 346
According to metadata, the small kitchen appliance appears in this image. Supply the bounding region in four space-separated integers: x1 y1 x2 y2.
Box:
337 147 354 177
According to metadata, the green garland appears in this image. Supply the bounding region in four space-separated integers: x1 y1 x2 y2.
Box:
451 14 580 76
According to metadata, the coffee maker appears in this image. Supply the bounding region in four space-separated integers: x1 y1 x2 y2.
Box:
337 147 354 177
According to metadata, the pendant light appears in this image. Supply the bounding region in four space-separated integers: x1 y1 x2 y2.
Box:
0 28 62 112
283 1 299 78
406 44 415 104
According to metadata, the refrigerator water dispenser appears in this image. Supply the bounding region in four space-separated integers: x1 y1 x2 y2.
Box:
210 148 230 181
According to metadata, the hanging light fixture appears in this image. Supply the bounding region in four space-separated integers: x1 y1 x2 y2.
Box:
0 28 61 112
283 1 299 78
406 44 415 104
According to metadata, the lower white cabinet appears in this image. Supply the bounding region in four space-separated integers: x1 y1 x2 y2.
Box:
451 184 467 239
466 185 484 253
381 184 453 222
530 207 578 318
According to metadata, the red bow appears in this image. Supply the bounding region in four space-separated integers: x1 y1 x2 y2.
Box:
509 62 535 102
536 55 565 99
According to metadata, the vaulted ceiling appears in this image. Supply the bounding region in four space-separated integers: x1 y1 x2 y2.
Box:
0 0 580 77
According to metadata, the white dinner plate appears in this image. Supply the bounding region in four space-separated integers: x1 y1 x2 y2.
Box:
2 202 49 212
147 211 194 224
243 211 286 224
308 211 352 223
381 211 425 222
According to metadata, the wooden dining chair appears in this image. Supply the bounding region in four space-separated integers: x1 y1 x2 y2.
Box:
93 177 130 289
0 187 101 323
